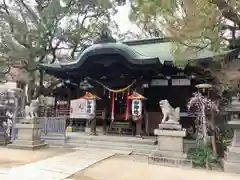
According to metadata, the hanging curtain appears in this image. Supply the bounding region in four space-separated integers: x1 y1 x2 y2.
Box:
111 92 115 121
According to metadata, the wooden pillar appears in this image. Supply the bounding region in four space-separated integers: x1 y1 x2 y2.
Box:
135 81 144 137
135 118 142 136
67 87 73 128
90 119 97 135
144 105 149 136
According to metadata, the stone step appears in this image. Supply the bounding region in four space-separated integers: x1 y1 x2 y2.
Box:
66 132 156 145
68 142 155 155
67 139 156 149
72 147 132 155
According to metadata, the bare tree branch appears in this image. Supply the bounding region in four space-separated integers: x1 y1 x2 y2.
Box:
212 0 240 26
18 0 39 23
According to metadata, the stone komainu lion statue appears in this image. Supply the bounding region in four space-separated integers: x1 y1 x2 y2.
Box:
24 99 40 119
159 99 180 123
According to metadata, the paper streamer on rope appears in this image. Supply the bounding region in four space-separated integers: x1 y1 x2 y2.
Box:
93 79 136 93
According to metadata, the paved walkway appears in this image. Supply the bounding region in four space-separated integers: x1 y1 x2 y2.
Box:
0 150 114 180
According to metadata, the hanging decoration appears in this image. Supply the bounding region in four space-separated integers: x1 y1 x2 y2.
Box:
73 78 137 122
93 79 136 93
111 92 115 121
121 91 124 99
64 79 136 93
89 79 136 122
64 78 138 122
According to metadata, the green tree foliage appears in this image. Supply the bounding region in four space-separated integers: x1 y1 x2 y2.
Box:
129 0 240 91
130 0 240 50
0 0 123 102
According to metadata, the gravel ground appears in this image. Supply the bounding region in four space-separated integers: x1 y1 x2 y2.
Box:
0 146 72 168
70 155 240 180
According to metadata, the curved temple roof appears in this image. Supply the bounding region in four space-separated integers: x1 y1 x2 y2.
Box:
39 38 239 74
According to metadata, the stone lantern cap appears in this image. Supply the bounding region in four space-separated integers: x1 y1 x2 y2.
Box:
195 83 212 89
80 92 101 100
127 91 147 100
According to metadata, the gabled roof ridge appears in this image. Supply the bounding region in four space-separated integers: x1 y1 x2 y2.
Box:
122 37 171 46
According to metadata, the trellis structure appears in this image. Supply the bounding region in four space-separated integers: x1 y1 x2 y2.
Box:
187 92 219 144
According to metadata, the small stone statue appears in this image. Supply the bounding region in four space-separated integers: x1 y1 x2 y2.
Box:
24 99 40 120
159 99 180 123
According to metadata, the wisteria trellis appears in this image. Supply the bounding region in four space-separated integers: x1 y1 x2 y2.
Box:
187 92 219 144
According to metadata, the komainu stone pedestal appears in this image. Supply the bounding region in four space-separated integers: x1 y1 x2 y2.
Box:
223 120 240 173
149 122 190 166
0 128 6 145
8 123 48 150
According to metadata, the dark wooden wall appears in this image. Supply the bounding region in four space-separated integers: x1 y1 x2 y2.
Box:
143 81 196 135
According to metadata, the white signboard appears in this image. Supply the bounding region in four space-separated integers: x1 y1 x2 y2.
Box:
45 97 55 105
70 99 90 119
151 79 168 86
171 79 191 86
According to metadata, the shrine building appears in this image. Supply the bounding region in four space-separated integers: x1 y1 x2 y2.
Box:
39 37 239 136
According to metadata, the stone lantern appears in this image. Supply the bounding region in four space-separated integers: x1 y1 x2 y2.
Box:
195 83 212 97
224 96 240 173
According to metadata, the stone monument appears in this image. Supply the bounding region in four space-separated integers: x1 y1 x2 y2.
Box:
223 96 240 173
149 100 188 165
8 99 49 150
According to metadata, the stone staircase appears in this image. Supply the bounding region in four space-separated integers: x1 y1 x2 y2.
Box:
43 133 197 156
65 133 157 155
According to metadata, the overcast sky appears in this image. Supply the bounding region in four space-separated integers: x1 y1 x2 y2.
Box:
113 3 140 33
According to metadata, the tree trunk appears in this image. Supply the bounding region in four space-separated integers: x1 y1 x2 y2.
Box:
27 80 34 105
202 104 208 144
210 110 217 155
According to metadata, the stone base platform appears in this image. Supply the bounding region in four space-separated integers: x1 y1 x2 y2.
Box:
148 154 192 167
223 147 240 173
223 160 240 173
8 142 49 150
8 122 49 150
0 131 6 145
158 122 182 130
151 122 188 167
151 149 187 159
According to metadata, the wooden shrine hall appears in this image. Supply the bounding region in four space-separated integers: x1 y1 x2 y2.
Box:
39 37 239 136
